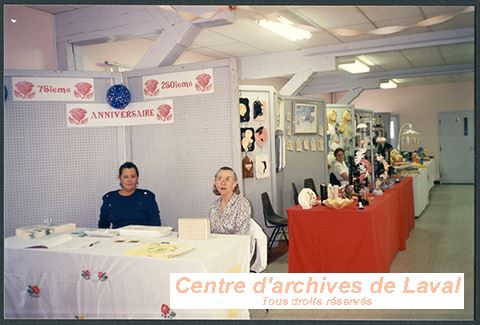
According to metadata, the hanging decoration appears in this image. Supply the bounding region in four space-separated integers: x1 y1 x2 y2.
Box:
241 127 255 152
328 7 473 37
253 99 268 121
242 155 254 178
239 97 250 122
255 126 269 148
106 84 131 109
255 154 270 179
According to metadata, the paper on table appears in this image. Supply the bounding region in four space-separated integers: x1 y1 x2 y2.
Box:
54 237 102 249
124 242 195 258
85 229 119 237
26 234 73 249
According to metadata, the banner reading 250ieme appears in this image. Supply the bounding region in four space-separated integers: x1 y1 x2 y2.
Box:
142 69 214 99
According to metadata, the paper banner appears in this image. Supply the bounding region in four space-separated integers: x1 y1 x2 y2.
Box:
12 77 95 102
143 69 214 99
66 99 173 127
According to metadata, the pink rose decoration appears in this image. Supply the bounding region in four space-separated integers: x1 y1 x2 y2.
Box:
31 286 40 295
14 81 35 99
74 82 93 99
161 304 170 315
68 108 88 125
157 104 172 122
144 79 159 96
195 73 212 92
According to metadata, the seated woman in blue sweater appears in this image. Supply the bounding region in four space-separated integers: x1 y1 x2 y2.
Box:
98 162 161 229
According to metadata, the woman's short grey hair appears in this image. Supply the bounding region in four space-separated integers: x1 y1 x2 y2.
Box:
212 166 241 196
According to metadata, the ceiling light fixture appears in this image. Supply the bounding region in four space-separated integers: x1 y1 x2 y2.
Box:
10 18 17 23
257 17 312 42
379 80 397 89
338 59 370 74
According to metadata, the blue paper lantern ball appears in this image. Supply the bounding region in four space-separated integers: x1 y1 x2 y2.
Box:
106 84 131 109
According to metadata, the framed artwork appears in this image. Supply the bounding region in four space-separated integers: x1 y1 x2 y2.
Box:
294 103 317 134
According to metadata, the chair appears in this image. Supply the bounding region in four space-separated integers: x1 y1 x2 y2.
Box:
304 178 318 196
261 192 288 250
329 173 342 186
292 182 299 205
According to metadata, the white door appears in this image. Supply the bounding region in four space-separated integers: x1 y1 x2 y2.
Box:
438 111 474 184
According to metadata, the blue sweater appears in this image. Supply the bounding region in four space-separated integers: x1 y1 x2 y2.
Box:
98 189 161 229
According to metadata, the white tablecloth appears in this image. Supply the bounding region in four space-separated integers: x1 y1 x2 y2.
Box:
411 159 436 217
5 232 250 320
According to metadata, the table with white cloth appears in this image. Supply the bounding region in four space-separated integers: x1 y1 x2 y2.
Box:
407 159 437 217
5 232 250 320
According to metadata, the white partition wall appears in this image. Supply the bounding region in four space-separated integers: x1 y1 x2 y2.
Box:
124 59 240 228
4 59 240 235
4 70 123 236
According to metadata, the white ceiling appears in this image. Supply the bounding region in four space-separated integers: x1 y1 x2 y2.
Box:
24 5 475 90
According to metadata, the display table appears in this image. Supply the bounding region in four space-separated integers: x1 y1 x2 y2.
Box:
5 232 250 320
407 159 436 217
287 177 414 273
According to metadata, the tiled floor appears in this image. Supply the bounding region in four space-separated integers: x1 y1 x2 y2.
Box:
250 185 474 320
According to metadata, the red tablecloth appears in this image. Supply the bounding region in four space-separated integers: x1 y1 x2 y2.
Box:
287 177 414 273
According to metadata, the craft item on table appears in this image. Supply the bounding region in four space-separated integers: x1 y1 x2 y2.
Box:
298 188 318 209
286 140 294 151
322 197 354 209
390 149 405 165
317 139 324 152
310 139 317 151
242 155 254 178
106 84 131 109
124 242 195 258
117 225 173 237
286 111 291 122
303 138 310 151
239 97 250 122
255 154 270 179
178 218 210 240
372 179 384 196
255 126 269 148
295 139 302 151
253 99 267 121
240 127 255 152
16 223 76 240
85 229 119 238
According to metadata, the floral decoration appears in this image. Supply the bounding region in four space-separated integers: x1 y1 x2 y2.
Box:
68 108 88 125
74 82 94 99
156 104 173 122
98 272 108 282
144 79 159 97
81 270 91 280
195 73 212 92
27 285 40 298
160 304 176 319
14 81 35 99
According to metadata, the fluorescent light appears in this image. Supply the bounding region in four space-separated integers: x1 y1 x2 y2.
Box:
380 80 397 89
257 19 312 42
338 60 370 74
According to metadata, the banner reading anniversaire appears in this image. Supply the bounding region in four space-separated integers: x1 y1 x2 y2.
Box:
66 99 173 127
170 273 464 309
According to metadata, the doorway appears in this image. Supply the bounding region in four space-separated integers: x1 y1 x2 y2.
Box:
438 111 474 184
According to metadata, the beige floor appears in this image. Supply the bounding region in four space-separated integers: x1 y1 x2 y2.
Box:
250 185 474 320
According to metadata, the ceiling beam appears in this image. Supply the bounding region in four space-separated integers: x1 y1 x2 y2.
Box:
238 28 473 80
300 63 474 94
279 68 315 97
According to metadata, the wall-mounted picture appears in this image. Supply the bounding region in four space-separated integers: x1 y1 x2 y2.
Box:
239 97 250 123
294 103 317 134
240 127 255 152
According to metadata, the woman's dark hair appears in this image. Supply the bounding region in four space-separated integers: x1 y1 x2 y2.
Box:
119 161 139 178
334 148 345 158
212 166 240 196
